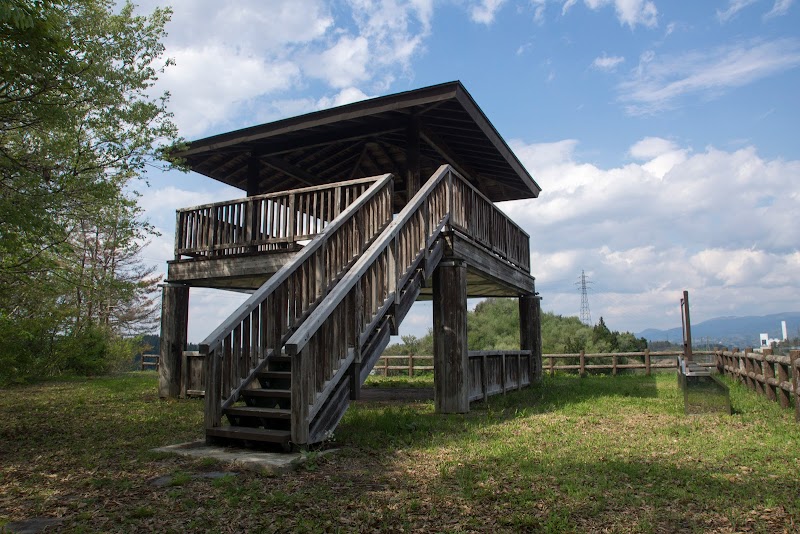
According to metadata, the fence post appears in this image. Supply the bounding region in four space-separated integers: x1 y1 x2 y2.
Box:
645 348 651 376
754 352 765 396
790 350 800 422
409 355 414 377
763 348 776 402
777 351 790 408
744 348 754 390
481 354 488 403
384 356 389 377
612 354 618 376
549 355 554 377
579 350 586 377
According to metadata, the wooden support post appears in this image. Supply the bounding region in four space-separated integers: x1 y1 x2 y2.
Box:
645 348 651 376
612 354 618 376
744 348 754 390
680 290 693 363
204 345 221 439
159 284 189 399
790 350 800 422
519 294 542 383
519 294 541 383
406 116 421 204
580 350 586 377
481 354 489 403
433 259 469 413
777 351 790 409
247 152 260 197
763 348 776 402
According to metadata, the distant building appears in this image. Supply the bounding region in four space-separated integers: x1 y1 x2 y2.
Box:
757 320 789 352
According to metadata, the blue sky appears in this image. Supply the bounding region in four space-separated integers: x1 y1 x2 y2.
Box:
135 0 800 342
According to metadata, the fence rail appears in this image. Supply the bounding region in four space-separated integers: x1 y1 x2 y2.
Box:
374 355 434 376
716 348 799 422
544 350 717 376
469 350 532 402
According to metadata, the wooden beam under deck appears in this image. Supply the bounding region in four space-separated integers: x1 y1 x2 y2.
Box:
417 232 535 298
167 249 299 290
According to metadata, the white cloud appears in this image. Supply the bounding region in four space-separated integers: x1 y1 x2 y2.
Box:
583 0 658 28
502 137 800 331
592 53 625 70
141 0 432 139
469 0 508 24
717 0 760 22
305 35 371 88
628 137 688 178
562 0 578 15
764 0 794 19
618 38 800 115
161 45 301 137
531 0 548 23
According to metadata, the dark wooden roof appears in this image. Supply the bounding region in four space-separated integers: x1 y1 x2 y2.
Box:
174 81 540 202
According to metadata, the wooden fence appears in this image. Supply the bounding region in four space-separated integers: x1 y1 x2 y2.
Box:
468 350 532 403
716 348 800 422
141 354 159 371
544 350 717 376
373 355 434 376
182 351 205 398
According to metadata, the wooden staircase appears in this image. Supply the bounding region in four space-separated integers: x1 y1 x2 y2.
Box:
200 164 531 449
206 355 293 449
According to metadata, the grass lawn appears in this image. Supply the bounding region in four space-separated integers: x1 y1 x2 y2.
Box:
1 371 798 533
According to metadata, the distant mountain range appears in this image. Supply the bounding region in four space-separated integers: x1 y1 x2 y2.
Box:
637 312 800 348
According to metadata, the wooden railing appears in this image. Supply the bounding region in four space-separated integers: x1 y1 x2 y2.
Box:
449 175 530 271
468 350 532 402
544 350 717 376
181 351 204 398
372 351 531 402
285 165 454 444
140 354 159 371
716 348 800 421
201 175 394 432
175 177 379 259
374 355 434 376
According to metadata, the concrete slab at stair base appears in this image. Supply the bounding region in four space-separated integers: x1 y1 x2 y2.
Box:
152 441 336 475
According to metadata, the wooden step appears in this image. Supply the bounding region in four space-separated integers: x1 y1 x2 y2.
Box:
223 406 291 419
206 425 290 445
241 388 291 399
270 355 291 364
257 370 291 380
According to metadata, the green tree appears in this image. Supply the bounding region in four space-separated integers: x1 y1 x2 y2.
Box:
0 0 178 383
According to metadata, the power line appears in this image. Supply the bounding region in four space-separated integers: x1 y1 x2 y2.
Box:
576 270 593 325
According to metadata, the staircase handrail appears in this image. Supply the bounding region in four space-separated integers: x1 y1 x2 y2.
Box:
284 165 454 443
285 164 452 355
199 174 392 355
201 174 394 430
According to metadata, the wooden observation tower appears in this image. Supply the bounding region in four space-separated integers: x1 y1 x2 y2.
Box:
160 81 542 449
